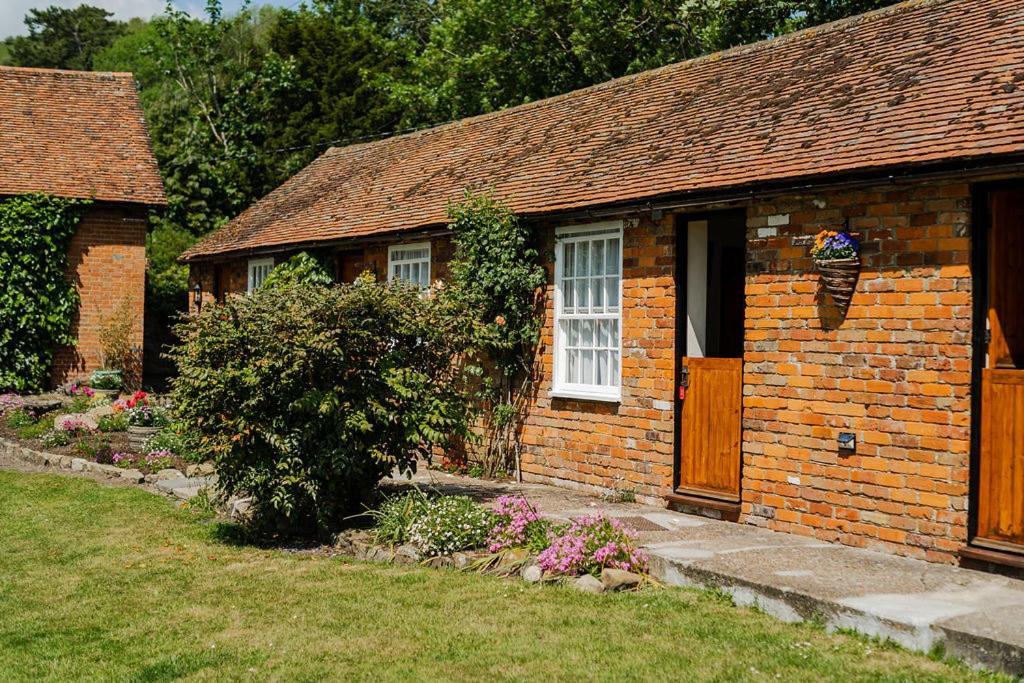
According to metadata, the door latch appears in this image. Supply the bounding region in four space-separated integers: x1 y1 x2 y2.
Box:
679 366 689 400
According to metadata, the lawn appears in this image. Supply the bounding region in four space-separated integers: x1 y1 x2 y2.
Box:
0 470 1005 682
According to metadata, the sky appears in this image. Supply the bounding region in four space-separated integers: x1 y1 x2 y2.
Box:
1 0 294 39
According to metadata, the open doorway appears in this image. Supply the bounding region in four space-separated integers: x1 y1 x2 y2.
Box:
673 210 747 509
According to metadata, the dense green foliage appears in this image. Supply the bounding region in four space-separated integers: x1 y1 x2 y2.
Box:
169 277 481 535
0 195 88 392
260 251 334 290
447 193 547 475
2 5 127 70
3 0 902 367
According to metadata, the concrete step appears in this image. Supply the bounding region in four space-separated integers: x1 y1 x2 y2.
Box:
644 531 1024 676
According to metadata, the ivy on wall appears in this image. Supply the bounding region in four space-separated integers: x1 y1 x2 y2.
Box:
0 194 89 392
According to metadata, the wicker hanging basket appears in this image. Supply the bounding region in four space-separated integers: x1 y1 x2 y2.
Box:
815 257 860 306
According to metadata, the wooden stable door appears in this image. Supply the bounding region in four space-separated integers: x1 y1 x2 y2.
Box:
678 357 743 501
976 189 1024 552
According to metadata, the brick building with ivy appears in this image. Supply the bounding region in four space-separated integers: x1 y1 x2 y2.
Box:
0 65 165 386
182 0 1024 570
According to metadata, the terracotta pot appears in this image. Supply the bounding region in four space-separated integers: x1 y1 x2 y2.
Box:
815 257 860 306
127 425 159 452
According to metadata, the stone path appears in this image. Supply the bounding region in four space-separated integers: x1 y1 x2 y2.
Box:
396 468 1024 677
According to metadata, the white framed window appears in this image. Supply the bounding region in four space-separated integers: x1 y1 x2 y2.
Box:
388 242 431 287
552 221 623 402
247 257 274 293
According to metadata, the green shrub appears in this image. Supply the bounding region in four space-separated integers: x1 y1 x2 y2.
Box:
89 369 123 390
5 409 36 430
408 495 494 557
16 414 53 440
97 412 128 433
41 428 70 448
0 195 89 392
169 277 481 537
142 424 199 461
367 489 431 546
64 396 91 414
260 251 334 290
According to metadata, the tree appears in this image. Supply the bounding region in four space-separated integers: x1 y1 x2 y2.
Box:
5 5 126 71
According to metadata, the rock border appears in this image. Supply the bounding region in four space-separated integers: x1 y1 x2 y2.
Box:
333 529 646 594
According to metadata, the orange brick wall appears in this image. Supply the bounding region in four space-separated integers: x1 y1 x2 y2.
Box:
187 178 979 564
517 215 677 499
741 180 973 563
52 204 147 387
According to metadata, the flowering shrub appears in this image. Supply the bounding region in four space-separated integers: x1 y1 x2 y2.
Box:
408 495 495 557
112 450 178 473
63 383 95 398
59 417 94 434
810 230 859 261
114 390 149 413
126 405 170 429
486 495 549 553
537 514 647 577
41 429 70 447
0 393 23 417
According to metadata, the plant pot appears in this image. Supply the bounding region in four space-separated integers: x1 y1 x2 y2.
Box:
127 426 159 452
815 257 860 307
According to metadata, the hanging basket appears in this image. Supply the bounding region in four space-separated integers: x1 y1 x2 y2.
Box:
815 257 860 306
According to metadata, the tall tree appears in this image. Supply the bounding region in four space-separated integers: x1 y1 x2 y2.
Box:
5 5 126 71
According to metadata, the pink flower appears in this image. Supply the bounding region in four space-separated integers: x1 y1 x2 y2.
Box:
494 315 506 326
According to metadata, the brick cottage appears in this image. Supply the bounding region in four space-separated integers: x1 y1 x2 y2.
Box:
182 0 1024 568
0 66 165 386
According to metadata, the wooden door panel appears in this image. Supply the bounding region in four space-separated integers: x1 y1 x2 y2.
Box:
977 369 1024 549
988 191 1024 369
678 357 742 501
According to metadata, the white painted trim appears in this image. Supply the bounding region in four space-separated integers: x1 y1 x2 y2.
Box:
247 257 274 294
685 219 708 358
387 241 431 286
552 220 624 403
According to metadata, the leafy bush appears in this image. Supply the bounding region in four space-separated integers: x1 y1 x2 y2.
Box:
89 369 123 390
169 277 481 536
15 414 53 441
0 194 89 392
408 495 494 557
367 489 431 546
73 436 113 462
260 251 334 290
5 409 36 430
143 424 199 461
64 396 92 414
537 515 648 577
97 412 128 433
41 429 70 448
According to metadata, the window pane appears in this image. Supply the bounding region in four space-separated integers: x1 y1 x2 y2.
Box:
563 278 575 313
581 349 594 385
611 320 620 348
567 349 579 384
606 238 620 275
569 319 580 347
593 240 605 276
581 319 593 347
596 350 608 386
563 243 575 278
597 319 609 348
606 276 620 312
610 350 620 387
575 278 588 313
577 240 589 278
592 274 605 311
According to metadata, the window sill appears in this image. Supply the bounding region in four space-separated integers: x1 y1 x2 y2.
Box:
549 388 621 403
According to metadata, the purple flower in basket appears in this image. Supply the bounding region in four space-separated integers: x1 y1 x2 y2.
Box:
810 230 859 261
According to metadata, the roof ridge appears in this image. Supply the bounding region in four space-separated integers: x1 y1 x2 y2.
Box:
326 0 952 155
0 64 135 80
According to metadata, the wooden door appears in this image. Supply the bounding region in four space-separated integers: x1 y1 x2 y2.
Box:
976 188 1024 551
677 357 743 501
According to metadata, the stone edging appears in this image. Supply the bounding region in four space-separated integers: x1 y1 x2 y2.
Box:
0 435 147 483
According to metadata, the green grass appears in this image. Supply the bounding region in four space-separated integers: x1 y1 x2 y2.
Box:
0 471 1007 682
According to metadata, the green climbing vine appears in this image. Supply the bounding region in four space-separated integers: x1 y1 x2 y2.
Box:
0 194 89 392
447 191 547 477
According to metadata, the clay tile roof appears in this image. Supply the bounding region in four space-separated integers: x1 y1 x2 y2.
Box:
182 0 1024 261
0 66 165 206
